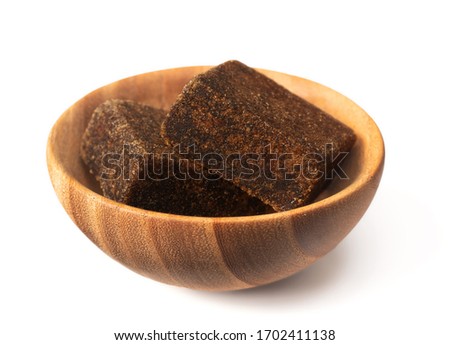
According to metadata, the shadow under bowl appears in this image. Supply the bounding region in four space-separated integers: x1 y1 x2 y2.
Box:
47 66 384 291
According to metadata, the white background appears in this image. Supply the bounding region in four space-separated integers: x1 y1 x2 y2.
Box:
1 1 449 344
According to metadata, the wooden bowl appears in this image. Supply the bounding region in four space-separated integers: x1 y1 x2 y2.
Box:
47 66 384 291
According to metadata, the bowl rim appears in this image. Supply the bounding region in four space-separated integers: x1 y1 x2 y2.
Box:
47 66 385 224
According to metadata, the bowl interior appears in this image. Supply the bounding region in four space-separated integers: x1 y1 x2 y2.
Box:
49 66 383 217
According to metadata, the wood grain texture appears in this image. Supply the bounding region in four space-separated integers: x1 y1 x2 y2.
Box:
46 66 384 290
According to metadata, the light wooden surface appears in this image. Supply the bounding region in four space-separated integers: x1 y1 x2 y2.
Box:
46 66 384 290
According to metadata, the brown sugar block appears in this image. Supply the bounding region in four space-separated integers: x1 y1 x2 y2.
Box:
80 99 272 216
162 60 356 211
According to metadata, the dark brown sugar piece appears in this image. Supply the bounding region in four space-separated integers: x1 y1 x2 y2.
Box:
162 60 356 211
80 99 272 217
